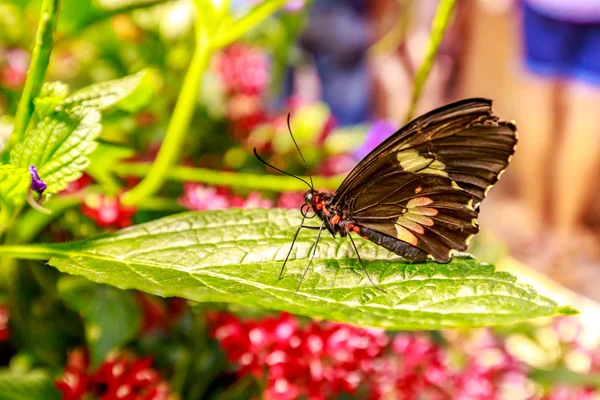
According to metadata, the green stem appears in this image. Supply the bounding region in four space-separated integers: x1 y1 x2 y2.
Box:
0 244 56 260
403 0 457 124
111 162 345 191
121 28 212 206
4 0 60 157
212 0 289 49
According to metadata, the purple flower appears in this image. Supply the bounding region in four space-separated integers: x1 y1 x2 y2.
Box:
28 165 47 195
352 120 398 160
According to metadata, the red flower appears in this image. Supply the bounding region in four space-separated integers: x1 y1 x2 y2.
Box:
210 312 388 399
55 348 169 400
0 305 9 342
214 44 269 96
81 194 136 228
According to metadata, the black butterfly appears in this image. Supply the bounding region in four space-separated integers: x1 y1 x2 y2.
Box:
255 98 518 292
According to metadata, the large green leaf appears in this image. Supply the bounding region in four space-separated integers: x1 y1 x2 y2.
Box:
0 209 575 330
10 109 101 194
58 277 141 368
0 369 60 400
0 164 30 208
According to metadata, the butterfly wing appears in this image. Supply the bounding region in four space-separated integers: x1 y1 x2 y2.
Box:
350 173 479 262
336 98 517 262
333 98 517 208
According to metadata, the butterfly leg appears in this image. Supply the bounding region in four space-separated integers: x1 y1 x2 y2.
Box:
295 221 325 292
348 234 387 293
280 217 321 279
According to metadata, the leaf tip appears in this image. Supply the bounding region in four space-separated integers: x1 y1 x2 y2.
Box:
555 306 579 316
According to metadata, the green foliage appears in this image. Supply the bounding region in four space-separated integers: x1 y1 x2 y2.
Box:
58 277 141 368
8 70 154 195
0 369 60 400
10 109 102 195
0 165 30 208
34 82 70 121
63 69 155 114
0 209 574 330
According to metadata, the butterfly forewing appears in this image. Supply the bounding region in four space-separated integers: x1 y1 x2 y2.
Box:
336 98 517 262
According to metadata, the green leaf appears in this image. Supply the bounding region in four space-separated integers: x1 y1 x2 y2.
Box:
10 109 102 194
0 165 30 208
0 209 575 330
34 82 70 121
0 369 60 400
63 69 155 114
59 0 168 34
58 276 141 368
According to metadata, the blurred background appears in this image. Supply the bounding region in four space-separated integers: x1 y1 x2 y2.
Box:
1 0 600 398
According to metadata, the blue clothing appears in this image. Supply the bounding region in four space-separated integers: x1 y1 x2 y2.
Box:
522 2 600 85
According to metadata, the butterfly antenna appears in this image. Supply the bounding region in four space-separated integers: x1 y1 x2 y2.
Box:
253 148 313 190
287 113 314 190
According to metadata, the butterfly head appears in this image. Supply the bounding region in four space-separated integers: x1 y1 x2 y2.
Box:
304 190 316 206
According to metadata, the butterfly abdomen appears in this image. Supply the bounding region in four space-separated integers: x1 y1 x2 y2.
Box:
360 226 428 261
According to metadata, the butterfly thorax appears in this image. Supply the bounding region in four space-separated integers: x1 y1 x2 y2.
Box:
305 191 360 238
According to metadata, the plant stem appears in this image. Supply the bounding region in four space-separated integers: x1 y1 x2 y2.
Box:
403 0 457 124
111 162 345 191
212 0 289 49
4 0 60 157
121 29 212 206
0 245 56 260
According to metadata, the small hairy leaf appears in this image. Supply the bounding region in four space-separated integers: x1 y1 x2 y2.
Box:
0 369 60 400
34 82 70 121
3 209 574 330
0 164 31 208
58 277 141 368
63 69 154 114
10 109 102 194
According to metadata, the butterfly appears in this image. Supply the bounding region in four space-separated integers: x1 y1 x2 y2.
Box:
255 98 518 292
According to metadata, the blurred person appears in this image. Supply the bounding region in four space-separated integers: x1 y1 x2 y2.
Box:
514 0 600 266
369 0 472 122
283 0 372 125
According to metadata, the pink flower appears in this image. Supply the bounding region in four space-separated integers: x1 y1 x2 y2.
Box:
0 48 29 89
179 183 230 211
277 192 305 209
214 44 269 96
180 184 272 210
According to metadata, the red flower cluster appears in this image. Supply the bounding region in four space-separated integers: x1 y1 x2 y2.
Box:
55 348 169 400
0 305 9 341
179 183 273 211
209 312 388 400
212 313 600 400
214 43 270 136
81 194 136 228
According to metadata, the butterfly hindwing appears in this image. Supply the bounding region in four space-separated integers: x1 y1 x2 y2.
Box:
349 173 479 262
335 98 517 262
